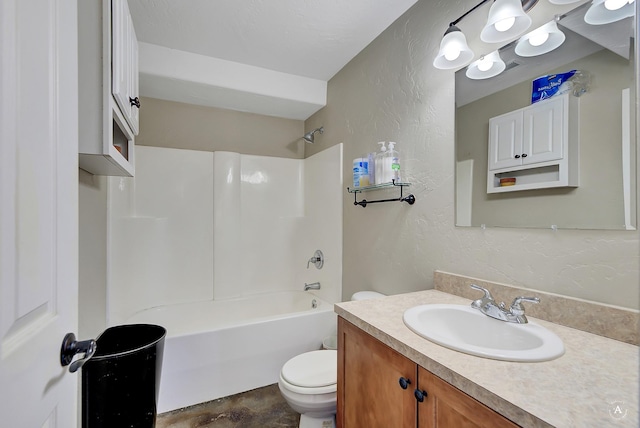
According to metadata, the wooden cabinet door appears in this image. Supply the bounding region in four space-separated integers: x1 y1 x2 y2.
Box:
417 367 518 428
338 318 416 428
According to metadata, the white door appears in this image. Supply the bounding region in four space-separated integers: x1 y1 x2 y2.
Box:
488 110 523 171
0 0 79 427
522 96 565 165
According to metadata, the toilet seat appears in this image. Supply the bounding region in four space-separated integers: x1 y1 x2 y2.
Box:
280 350 337 395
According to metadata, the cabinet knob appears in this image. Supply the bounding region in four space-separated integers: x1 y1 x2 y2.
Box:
514 154 521 159
522 153 528 158
398 377 411 390
414 389 428 402
129 96 141 108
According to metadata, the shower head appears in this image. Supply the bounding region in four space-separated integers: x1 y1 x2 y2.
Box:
303 126 324 144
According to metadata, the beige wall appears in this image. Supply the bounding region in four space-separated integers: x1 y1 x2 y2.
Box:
457 49 635 229
137 97 306 158
305 0 640 309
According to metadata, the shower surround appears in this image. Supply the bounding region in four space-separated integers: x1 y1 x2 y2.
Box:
107 144 343 324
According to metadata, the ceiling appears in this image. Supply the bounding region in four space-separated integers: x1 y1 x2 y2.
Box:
129 0 418 119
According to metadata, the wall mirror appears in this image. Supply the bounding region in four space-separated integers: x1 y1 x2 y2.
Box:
455 1 637 230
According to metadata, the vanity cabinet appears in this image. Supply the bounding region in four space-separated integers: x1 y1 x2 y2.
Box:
78 0 139 176
337 317 518 428
487 94 579 193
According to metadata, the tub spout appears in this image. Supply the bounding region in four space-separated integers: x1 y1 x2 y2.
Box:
304 282 321 291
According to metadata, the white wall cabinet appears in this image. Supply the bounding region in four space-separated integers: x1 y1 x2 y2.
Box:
112 0 140 135
487 94 579 193
79 0 139 177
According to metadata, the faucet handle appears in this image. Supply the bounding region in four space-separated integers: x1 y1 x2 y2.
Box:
470 284 494 300
469 284 495 309
509 296 540 315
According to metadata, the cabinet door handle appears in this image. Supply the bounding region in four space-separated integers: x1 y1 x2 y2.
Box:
522 153 528 158
414 389 428 402
514 154 521 159
398 377 411 390
129 96 141 108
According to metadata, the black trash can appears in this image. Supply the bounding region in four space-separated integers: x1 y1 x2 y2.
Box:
81 324 166 428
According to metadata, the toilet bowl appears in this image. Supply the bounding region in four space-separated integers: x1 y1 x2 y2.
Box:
279 291 385 428
278 350 337 428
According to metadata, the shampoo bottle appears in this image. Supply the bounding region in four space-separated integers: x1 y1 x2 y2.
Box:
375 142 386 184
353 158 369 187
387 141 400 182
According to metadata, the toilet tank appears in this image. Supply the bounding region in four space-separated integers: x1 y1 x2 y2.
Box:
350 291 385 301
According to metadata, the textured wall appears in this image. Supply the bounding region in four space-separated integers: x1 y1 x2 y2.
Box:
305 0 640 309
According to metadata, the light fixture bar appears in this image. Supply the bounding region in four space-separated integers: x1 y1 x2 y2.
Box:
449 0 538 27
450 0 493 26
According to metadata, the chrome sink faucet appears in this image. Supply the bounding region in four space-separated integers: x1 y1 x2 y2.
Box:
469 284 539 324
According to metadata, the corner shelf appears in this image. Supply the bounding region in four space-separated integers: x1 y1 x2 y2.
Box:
347 181 415 208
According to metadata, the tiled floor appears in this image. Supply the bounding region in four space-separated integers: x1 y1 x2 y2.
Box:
156 384 300 428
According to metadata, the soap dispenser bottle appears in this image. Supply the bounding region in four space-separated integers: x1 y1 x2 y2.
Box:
375 142 386 184
387 142 400 182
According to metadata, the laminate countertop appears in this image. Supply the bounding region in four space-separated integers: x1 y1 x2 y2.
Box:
335 290 639 427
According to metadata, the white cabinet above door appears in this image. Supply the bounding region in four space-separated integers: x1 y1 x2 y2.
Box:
79 0 139 177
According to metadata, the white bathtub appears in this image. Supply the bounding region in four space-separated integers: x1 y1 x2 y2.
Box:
125 291 337 413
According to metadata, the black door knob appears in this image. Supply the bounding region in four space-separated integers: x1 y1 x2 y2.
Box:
398 377 411 390
129 96 141 108
522 153 528 158
414 389 428 402
514 154 521 159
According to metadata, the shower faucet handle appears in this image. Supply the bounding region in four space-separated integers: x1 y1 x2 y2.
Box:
306 250 324 269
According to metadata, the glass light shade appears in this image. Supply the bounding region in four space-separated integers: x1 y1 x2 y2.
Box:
515 20 566 57
605 0 629 10
481 0 533 43
433 26 475 69
465 50 506 79
584 0 635 24
548 0 582 4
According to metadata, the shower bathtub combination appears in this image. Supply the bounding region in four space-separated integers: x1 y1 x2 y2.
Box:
126 290 336 413
109 146 344 412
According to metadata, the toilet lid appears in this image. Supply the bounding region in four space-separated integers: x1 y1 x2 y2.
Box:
351 291 385 301
281 350 337 388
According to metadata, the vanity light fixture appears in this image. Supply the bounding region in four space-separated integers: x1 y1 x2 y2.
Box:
433 25 475 69
433 0 538 70
480 0 533 43
548 0 582 4
466 50 506 79
515 19 566 57
584 0 635 24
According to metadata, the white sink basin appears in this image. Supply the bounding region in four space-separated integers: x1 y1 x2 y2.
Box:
403 304 564 362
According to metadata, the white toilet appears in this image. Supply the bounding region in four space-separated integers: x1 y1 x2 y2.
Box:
278 291 385 428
